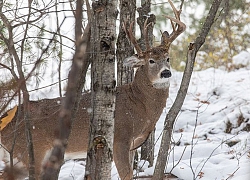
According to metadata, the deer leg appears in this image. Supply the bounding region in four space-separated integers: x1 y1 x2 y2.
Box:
113 142 134 180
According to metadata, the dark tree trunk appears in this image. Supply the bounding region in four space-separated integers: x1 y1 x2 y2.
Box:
85 0 117 179
137 0 156 168
23 92 35 180
116 0 137 170
116 0 136 86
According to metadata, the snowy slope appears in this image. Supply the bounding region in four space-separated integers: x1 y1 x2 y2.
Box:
155 68 250 180
59 51 250 180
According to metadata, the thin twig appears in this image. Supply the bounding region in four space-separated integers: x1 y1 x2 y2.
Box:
195 134 239 180
225 167 240 180
190 109 199 178
169 145 187 174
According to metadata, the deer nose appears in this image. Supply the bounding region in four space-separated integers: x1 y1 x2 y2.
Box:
160 69 171 78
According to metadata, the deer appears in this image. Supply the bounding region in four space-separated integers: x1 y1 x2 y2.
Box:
114 1 185 179
0 0 185 179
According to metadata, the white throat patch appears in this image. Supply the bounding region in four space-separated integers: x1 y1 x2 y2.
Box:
152 80 170 89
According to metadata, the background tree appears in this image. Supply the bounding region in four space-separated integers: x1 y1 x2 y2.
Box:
117 0 157 170
116 1 137 168
116 0 136 86
137 0 156 168
41 0 91 178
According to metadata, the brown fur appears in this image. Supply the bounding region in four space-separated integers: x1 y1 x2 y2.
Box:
114 63 169 179
0 96 91 179
1 165 28 180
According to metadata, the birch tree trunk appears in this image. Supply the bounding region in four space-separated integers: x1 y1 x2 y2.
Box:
85 0 117 179
152 0 223 179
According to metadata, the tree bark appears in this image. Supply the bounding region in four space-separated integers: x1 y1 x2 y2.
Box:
137 0 156 167
85 0 117 179
116 0 136 86
152 0 223 179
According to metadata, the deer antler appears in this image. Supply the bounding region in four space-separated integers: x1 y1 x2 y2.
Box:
123 21 143 57
143 17 152 52
161 0 186 51
123 0 185 55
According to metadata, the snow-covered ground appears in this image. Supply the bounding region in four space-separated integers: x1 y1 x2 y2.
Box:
58 51 250 180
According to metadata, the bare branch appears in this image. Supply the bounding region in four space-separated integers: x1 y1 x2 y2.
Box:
225 167 240 180
0 63 12 72
12 11 45 28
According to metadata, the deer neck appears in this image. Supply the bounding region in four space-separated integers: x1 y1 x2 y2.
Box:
130 66 169 102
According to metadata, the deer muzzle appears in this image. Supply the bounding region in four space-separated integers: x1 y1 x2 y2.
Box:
160 69 171 78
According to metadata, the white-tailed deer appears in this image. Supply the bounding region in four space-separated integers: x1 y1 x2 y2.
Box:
0 0 185 179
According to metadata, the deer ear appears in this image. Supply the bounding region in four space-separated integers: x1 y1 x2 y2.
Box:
123 55 145 68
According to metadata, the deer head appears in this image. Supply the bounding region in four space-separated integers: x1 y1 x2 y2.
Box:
123 0 186 89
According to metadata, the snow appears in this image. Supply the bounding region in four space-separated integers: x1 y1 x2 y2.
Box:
232 51 250 68
58 51 250 179
58 160 86 180
1 51 250 179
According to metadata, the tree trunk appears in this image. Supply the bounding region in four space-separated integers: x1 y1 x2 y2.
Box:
85 1 117 179
137 0 156 167
116 0 137 170
23 91 36 180
152 0 223 179
116 0 136 86
141 129 155 167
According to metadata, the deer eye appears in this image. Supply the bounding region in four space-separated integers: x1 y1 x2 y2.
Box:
149 59 155 64
166 58 170 62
